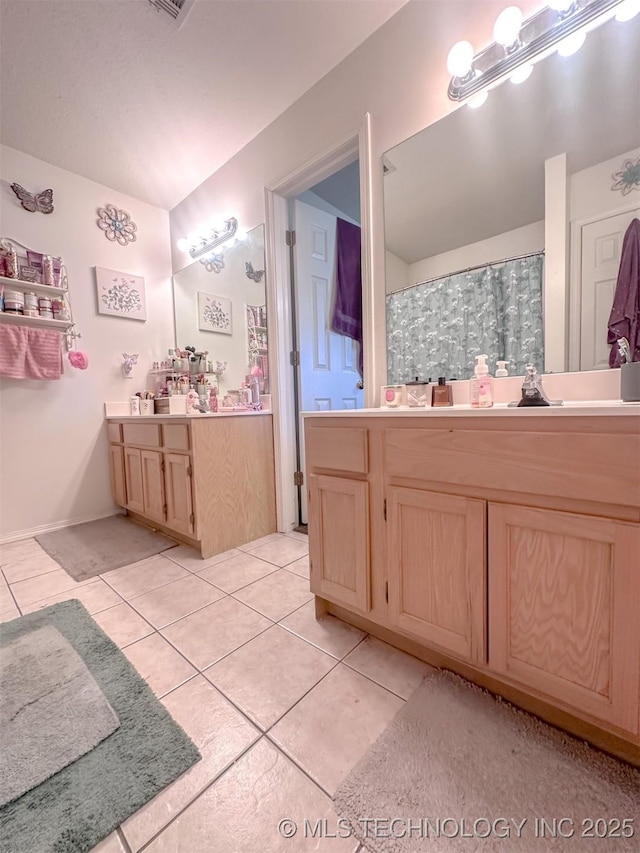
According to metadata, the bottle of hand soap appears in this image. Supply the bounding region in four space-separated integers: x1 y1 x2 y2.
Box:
470 354 494 408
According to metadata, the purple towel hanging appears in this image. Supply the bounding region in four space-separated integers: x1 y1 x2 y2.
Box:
608 217 640 367
331 218 363 375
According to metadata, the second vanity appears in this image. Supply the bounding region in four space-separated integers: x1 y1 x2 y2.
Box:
108 412 276 557
303 404 640 763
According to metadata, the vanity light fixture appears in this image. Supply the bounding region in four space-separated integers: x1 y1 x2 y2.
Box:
177 216 239 259
447 0 637 105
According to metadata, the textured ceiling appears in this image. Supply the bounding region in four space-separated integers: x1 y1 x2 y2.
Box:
0 0 405 210
384 15 640 265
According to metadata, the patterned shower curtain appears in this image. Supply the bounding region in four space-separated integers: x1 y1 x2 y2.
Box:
386 253 544 382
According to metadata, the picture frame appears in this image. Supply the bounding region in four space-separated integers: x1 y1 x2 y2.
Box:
197 291 232 334
95 266 146 321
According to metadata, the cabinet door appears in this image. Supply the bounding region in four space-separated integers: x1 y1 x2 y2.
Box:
489 504 640 732
141 449 165 524
109 444 126 508
308 474 370 612
387 487 486 664
164 453 194 536
124 447 145 514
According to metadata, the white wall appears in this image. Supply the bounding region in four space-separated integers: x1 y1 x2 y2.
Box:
0 145 173 541
387 220 544 294
385 250 409 294
296 190 360 226
571 146 640 221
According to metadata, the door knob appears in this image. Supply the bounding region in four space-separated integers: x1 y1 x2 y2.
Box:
356 380 364 390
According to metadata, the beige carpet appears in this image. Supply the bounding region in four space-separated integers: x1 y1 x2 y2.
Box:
36 515 176 580
335 671 640 852
0 625 119 806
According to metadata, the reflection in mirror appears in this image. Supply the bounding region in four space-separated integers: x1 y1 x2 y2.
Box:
383 15 640 382
173 224 268 400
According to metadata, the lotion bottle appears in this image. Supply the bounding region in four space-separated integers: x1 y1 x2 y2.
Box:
470 354 494 408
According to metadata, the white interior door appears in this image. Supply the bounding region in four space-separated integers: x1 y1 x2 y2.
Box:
293 199 363 522
580 208 639 370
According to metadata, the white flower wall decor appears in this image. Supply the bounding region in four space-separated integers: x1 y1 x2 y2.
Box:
197 292 232 334
96 205 137 245
95 267 146 321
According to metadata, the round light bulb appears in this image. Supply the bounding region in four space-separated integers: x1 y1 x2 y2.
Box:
510 63 533 84
547 0 574 11
235 228 248 243
447 40 474 77
177 238 189 253
615 0 640 22
493 6 524 47
467 90 489 109
557 30 586 56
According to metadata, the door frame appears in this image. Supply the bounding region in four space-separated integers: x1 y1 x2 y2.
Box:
568 202 639 372
264 113 376 533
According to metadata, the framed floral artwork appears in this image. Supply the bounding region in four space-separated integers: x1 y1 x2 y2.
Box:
197 291 232 334
95 267 146 321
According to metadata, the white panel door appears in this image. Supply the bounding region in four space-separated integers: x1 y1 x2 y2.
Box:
293 199 363 522
580 208 639 370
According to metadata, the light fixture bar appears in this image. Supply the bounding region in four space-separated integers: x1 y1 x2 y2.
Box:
188 217 238 259
448 0 625 101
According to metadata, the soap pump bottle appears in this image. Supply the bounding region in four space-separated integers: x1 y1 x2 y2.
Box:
496 361 509 378
470 354 494 408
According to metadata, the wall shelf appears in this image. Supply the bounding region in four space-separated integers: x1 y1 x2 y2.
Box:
0 275 68 298
0 312 72 331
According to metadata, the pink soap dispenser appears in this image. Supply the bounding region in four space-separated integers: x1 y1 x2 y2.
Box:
470 354 494 408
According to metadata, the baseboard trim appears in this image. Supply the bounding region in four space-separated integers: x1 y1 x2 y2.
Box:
0 511 124 545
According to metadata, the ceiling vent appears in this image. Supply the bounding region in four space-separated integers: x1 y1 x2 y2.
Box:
148 0 195 29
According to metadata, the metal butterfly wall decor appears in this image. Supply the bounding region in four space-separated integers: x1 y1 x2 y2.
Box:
245 261 265 283
10 183 54 214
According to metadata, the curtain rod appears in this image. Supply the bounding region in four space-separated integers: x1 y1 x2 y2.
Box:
391 249 545 296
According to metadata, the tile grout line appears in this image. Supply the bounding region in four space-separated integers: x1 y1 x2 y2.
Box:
116 826 133 853
1 567 23 615
133 734 267 853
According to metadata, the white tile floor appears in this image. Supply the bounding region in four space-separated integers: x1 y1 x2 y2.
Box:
0 531 435 853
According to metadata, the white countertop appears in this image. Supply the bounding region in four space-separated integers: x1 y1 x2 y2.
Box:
108 410 271 420
302 401 640 418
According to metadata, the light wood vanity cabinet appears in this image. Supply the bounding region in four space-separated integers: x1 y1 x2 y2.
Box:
309 473 370 612
305 413 640 758
489 503 640 733
387 487 486 665
108 415 276 558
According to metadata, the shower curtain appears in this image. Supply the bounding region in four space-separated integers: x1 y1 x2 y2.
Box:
386 253 544 382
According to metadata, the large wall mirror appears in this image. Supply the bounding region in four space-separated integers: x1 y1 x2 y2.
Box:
383 15 639 383
173 224 268 397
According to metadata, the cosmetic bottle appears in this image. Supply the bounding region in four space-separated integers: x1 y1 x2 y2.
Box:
470 354 494 408
496 361 509 377
431 377 453 407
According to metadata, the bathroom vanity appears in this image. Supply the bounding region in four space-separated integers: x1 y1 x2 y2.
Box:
304 406 640 763
107 412 276 557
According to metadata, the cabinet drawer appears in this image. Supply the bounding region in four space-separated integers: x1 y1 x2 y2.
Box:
306 427 368 474
122 423 161 448
163 424 190 452
107 422 122 443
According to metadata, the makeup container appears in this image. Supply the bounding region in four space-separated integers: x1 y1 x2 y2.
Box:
3 244 18 279
42 255 55 286
4 291 25 314
431 377 453 407
130 396 141 416
406 377 429 407
381 385 406 408
38 296 53 319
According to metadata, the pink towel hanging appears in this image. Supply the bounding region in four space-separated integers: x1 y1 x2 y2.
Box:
0 325 63 380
